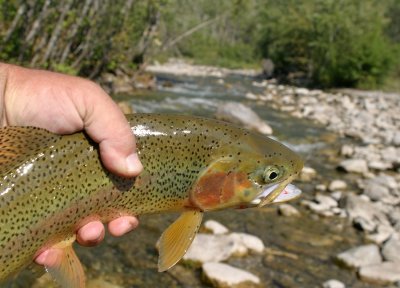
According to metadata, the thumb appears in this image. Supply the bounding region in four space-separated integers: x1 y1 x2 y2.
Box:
77 84 143 177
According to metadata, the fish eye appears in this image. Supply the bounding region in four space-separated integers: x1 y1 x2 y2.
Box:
263 166 281 182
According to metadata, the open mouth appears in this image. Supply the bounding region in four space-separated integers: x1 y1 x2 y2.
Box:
250 183 302 206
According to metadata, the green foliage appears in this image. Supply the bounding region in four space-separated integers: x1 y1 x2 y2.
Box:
156 0 261 68
258 0 398 87
1 0 399 89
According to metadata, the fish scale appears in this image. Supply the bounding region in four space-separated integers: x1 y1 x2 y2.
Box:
0 113 303 287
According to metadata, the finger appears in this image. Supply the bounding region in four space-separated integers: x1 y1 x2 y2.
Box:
35 248 63 267
108 216 139 237
76 221 105 247
74 82 143 178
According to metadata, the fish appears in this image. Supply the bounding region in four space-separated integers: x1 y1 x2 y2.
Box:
0 113 303 287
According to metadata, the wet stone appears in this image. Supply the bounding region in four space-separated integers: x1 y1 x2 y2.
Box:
215 102 273 135
278 203 301 217
202 262 261 288
337 159 368 174
299 166 317 182
341 193 390 232
322 279 346 288
336 244 382 269
363 183 390 201
358 262 400 285
204 220 229 235
382 234 400 263
183 233 265 264
365 225 394 245
328 180 347 192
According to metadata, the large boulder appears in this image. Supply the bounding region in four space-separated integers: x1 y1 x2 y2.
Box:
216 102 273 135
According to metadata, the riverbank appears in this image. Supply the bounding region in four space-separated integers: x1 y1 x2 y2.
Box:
144 60 400 286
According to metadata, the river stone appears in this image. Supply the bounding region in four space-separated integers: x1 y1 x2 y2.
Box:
340 145 354 157
299 166 317 182
393 131 400 146
322 279 346 288
341 193 390 232
202 262 261 288
336 244 382 269
183 234 242 264
328 180 347 192
363 183 390 201
278 203 301 217
358 262 400 285
337 159 368 174
382 234 400 263
365 224 394 245
230 232 265 253
204 220 229 234
183 233 265 264
215 102 273 135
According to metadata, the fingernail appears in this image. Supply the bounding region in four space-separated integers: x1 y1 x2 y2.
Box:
126 153 143 175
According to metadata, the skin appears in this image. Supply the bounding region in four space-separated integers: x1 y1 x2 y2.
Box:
0 63 143 267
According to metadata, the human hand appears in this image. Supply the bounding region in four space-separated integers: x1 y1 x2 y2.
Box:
0 63 142 266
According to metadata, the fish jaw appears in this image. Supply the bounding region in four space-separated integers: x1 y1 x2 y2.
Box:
250 183 302 206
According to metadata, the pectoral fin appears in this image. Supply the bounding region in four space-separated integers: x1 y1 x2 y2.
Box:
45 237 85 288
158 210 203 272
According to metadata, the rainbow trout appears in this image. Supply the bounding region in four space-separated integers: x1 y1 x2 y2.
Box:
0 114 303 287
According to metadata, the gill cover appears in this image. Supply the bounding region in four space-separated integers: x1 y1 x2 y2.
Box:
190 157 257 211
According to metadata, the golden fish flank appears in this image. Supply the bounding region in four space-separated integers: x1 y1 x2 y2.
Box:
0 113 303 287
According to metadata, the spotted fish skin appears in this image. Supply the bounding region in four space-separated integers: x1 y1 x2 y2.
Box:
0 113 303 283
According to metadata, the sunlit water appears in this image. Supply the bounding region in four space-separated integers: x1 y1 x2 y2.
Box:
16 73 379 287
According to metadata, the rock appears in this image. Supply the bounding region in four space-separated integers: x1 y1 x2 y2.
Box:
183 233 264 264
341 193 390 232
328 180 347 192
204 220 229 235
202 262 261 288
230 233 265 254
358 262 400 285
340 145 354 157
365 225 394 244
337 159 368 174
322 279 346 288
363 183 390 201
315 194 338 209
183 234 240 264
316 184 327 192
336 244 382 269
299 166 317 182
382 234 400 263
330 191 342 201
278 203 301 217
393 131 400 146
215 102 273 135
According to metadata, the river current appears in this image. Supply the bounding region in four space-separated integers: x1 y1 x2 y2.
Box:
17 73 376 288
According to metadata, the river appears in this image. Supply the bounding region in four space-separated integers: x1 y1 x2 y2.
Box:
18 73 378 288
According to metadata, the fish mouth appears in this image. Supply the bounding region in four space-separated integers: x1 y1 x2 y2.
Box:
250 181 302 207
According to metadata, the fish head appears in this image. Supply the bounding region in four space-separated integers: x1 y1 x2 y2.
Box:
190 131 304 211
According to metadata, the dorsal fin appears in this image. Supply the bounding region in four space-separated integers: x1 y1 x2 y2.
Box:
0 126 61 176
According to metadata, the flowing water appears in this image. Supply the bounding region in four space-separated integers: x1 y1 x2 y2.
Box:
17 73 379 287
